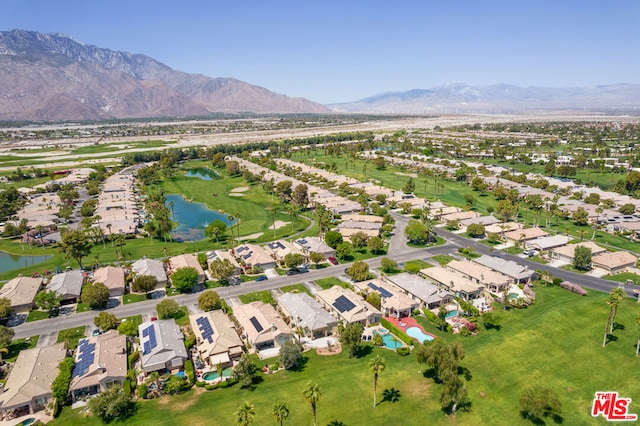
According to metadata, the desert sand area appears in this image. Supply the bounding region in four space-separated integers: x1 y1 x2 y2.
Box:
1 113 638 172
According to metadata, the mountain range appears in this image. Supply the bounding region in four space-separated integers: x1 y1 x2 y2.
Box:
330 83 640 114
0 30 328 121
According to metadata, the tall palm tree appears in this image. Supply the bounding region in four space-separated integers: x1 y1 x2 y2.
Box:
303 382 322 426
609 287 626 334
369 355 386 407
603 288 626 347
271 401 289 426
235 401 255 426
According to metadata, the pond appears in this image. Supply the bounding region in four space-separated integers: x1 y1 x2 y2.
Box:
185 168 218 181
0 251 52 274
165 194 234 242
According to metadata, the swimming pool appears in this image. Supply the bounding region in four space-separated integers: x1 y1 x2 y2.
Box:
406 327 434 344
381 334 402 349
445 310 459 318
202 368 233 381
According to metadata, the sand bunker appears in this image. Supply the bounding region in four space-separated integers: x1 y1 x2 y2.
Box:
230 186 249 192
270 220 289 230
395 172 418 177
237 232 264 241
228 193 245 197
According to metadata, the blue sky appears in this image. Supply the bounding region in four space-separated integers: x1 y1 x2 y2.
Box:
2 1 639 104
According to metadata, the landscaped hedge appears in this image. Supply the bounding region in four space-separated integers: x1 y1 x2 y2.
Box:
396 347 410 356
380 318 414 346
138 383 148 399
185 336 196 351
128 350 139 368
204 378 238 391
123 378 132 395
184 359 195 386
51 357 75 417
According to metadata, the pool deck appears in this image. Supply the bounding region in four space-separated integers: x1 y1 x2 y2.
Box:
384 316 437 342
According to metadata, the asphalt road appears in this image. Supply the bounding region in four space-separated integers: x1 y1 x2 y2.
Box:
11 226 635 340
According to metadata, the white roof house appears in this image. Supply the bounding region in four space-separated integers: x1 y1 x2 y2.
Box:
131 258 168 289
189 311 244 367
420 267 484 301
233 244 276 270
385 273 452 309
138 319 188 374
0 276 42 313
315 287 381 326
47 270 84 302
473 255 536 284
234 301 292 351
353 278 419 318
277 292 338 339
293 237 336 259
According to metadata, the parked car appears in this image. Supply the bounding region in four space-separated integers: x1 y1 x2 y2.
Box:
327 257 338 265
255 275 268 282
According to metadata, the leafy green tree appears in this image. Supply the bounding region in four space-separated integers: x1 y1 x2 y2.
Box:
279 339 303 370
0 325 15 349
302 382 322 426
402 177 416 194
0 298 11 319
93 311 118 331
235 401 256 426
466 223 485 238
118 320 139 336
233 353 257 389
156 299 182 320
34 290 61 314
336 242 352 261
309 252 324 267
284 253 305 270
52 357 75 406
209 258 236 284
369 355 386 408
205 220 227 243
340 322 364 358
59 229 93 269
88 384 136 423
519 385 562 421
346 261 370 282
292 184 309 207
272 401 290 426
416 340 467 412
572 207 589 225
405 220 430 244
350 231 368 250
365 292 381 310
81 283 110 309
171 266 199 292
482 311 501 330
226 160 241 176
367 236 384 254
198 290 222 312
380 257 398 273
324 231 343 249
619 203 636 215
132 275 158 294
573 246 592 271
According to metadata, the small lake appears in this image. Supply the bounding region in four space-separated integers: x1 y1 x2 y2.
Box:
0 251 52 274
166 194 234 242
185 168 218 181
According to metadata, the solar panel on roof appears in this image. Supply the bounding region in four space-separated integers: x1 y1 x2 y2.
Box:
148 326 157 350
242 253 251 260
142 327 149 337
249 316 264 333
143 341 151 355
298 238 307 244
237 246 247 253
332 295 356 313
72 339 96 378
378 287 393 298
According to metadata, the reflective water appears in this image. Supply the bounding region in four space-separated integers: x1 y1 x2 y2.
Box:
166 194 234 242
0 251 52 274
185 168 218 180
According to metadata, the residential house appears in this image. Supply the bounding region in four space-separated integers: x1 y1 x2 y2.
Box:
316 287 381 326
264 240 306 266
232 244 276 271
592 251 638 274
440 211 481 224
47 270 84 304
503 227 549 246
138 319 188 374
168 254 205 283
385 273 452 310
277 292 338 339
526 235 572 253
69 331 127 402
189 311 243 368
485 221 523 235
0 276 42 313
473 255 536 284
0 343 66 416
234 301 292 350
131 258 168 289
92 266 125 297
420 267 484 301
447 260 510 294
293 237 336 260
551 242 607 263
458 215 500 229
353 278 418 318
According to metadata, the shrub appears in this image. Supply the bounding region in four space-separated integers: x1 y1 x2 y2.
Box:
423 309 438 324
396 347 410 356
184 360 195 386
560 281 587 296
185 336 196 351
196 380 206 388
123 378 132 395
459 326 471 336
138 383 148 399
51 357 75 413
128 350 139 368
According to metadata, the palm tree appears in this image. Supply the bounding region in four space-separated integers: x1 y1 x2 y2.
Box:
169 200 175 220
609 287 626 334
303 382 322 426
266 205 277 238
235 401 255 426
234 213 241 239
369 355 386 407
271 401 289 426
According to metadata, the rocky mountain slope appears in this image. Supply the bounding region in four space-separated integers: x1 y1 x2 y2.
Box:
0 30 328 121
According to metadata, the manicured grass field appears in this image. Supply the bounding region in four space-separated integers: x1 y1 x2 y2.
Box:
53 284 640 425
430 254 453 265
314 277 351 290
123 293 148 305
604 272 640 284
5 336 39 362
26 309 49 322
403 259 432 271
238 290 276 305
280 283 312 296
56 326 86 349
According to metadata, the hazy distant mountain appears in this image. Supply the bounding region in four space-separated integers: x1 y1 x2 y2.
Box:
0 30 329 121
330 83 640 114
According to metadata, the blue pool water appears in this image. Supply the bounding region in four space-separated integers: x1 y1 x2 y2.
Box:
166 194 235 241
202 368 233 381
381 334 403 349
445 310 459 318
406 327 434 344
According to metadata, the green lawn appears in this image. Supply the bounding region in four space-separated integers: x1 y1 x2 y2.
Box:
26 309 50 322
503 246 524 255
280 283 312 296
528 255 549 264
76 302 91 313
123 293 148 305
56 326 86 350
238 290 276 306
5 336 39 362
119 314 143 329
52 284 640 425
430 254 453 265
314 277 352 290
560 264 589 274
173 307 190 327
604 272 640 285
403 259 433 272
